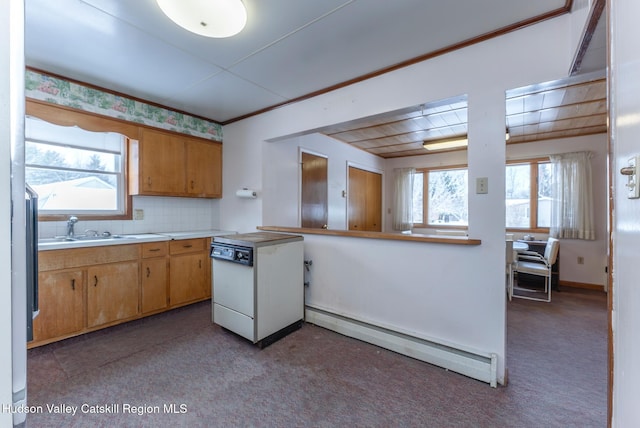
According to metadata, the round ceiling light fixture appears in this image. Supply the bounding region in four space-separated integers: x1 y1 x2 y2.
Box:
156 0 247 38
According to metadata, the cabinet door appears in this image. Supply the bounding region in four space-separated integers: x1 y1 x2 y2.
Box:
141 257 168 314
87 261 139 328
185 138 222 197
139 128 185 194
33 270 84 341
170 252 210 306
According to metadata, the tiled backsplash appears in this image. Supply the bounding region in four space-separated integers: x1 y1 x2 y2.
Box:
38 196 219 238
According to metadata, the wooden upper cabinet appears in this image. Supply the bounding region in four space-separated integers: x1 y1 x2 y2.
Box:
26 101 223 199
136 128 185 194
185 137 222 198
130 128 222 198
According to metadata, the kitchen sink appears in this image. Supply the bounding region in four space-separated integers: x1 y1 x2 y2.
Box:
39 235 137 244
74 234 136 241
38 233 168 250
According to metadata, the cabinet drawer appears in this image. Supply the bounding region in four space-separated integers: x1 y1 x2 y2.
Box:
39 244 140 272
169 238 207 255
141 241 169 258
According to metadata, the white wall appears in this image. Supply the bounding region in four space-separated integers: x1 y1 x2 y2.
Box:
222 15 575 384
0 0 15 423
610 0 640 424
301 233 503 352
263 133 384 230
1 0 21 425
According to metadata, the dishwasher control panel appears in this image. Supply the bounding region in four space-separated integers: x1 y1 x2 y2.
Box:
210 243 253 266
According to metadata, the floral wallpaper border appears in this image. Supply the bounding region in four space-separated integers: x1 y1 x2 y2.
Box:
25 70 223 143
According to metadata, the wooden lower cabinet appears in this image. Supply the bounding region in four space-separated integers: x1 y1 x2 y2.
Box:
141 241 169 314
31 238 211 348
169 238 211 307
33 270 84 342
141 258 168 313
87 261 139 328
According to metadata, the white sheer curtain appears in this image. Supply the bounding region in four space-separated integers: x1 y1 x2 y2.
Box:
392 167 415 231
549 151 595 240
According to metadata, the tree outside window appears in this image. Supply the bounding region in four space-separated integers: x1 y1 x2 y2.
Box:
411 160 551 230
412 168 468 226
25 116 126 216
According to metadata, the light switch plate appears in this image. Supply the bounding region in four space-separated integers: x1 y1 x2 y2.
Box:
134 209 144 220
476 177 488 194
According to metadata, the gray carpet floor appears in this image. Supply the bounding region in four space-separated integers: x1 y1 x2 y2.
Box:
26 287 607 427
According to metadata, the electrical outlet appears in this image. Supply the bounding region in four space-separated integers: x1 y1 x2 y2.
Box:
476 177 488 194
134 209 144 220
577 256 584 265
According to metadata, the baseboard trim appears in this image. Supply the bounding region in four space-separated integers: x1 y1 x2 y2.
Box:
559 280 605 291
305 305 498 387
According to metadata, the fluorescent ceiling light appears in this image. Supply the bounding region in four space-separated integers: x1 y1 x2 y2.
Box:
423 136 468 151
156 0 247 38
423 130 510 151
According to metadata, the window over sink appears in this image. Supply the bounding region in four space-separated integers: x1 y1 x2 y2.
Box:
25 116 127 218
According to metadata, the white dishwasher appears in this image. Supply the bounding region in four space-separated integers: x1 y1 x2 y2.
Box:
210 232 304 348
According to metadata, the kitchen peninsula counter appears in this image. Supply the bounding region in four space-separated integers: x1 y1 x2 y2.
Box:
257 226 481 245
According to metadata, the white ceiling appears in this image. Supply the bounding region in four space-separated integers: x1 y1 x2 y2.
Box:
25 0 573 124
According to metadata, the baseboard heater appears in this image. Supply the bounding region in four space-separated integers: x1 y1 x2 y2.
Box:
305 306 498 388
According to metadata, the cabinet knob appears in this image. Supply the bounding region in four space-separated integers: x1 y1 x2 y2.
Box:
71 278 75 290
94 275 98 287
146 267 151 278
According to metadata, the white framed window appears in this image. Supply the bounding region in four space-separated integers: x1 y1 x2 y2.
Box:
410 159 552 230
25 116 127 217
506 159 553 230
413 167 469 227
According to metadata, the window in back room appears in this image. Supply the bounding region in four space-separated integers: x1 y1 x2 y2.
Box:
410 159 552 230
412 167 469 227
506 159 553 230
25 116 127 217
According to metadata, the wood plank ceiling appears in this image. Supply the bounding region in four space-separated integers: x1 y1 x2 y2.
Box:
321 73 606 158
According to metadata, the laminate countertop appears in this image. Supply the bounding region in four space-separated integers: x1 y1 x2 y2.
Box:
38 229 236 251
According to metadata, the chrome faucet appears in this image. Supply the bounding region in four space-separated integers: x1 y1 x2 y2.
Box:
66 216 79 238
